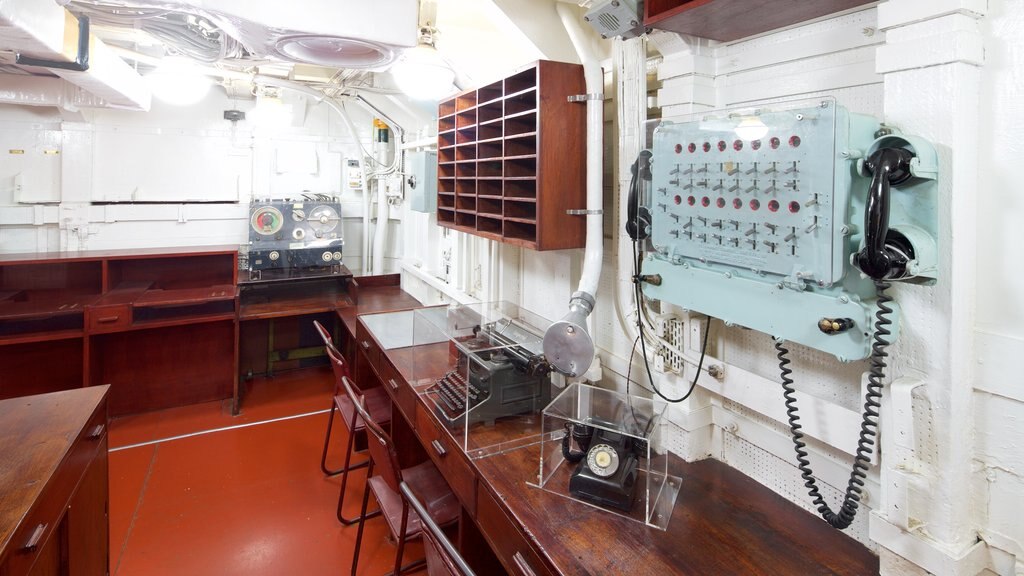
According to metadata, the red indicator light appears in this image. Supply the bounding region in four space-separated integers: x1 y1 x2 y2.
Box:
770 137 781 149
717 140 727 152
702 142 711 152
701 196 711 207
750 199 760 211
716 197 726 208
687 196 696 206
789 201 801 213
768 200 780 212
688 143 697 153
674 195 682 205
733 198 743 209
733 140 743 151
789 135 801 148
751 140 762 151
675 144 683 154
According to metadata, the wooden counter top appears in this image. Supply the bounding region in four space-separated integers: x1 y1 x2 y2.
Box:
475 444 878 575
0 386 109 558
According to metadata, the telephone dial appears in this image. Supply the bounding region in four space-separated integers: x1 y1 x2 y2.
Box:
562 418 646 511
640 98 939 529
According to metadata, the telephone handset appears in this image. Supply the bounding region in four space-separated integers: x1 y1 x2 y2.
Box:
855 146 917 280
625 150 653 241
780 139 935 530
562 420 643 511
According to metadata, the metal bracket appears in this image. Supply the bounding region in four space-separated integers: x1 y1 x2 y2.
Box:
567 93 604 103
16 15 91 72
566 209 603 215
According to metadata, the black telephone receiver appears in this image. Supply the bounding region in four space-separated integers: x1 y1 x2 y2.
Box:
625 150 653 241
855 147 916 280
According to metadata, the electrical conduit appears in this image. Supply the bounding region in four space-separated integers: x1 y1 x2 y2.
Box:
542 4 603 377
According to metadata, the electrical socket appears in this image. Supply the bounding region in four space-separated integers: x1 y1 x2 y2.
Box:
689 315 704 354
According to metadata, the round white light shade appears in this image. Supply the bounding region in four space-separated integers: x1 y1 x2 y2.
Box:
145 58 212 106
390 44 457 101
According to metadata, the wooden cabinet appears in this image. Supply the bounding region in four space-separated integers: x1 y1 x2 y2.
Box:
644 0 875 42
0 247 239 416
436 60 587 251
0 386 110 576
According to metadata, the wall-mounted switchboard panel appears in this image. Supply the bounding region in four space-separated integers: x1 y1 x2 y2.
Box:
642 98 938 361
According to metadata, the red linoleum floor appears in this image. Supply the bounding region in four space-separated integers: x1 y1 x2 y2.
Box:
108 367 421 576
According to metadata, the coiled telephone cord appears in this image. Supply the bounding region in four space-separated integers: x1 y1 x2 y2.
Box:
775 280 894 530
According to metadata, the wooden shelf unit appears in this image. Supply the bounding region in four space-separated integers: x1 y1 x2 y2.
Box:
644 0 875 42
436 60 586 250
0 246 239 416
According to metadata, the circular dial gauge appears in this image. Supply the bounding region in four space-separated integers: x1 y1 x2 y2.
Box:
308 205 340 235
291 209 306 222
586 444 620 478
251 206 284 235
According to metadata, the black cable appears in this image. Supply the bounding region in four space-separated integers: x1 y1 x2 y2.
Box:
775 279 894 530
627 152 711 404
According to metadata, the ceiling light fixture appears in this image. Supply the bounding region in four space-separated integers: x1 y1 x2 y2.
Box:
389 25 457 101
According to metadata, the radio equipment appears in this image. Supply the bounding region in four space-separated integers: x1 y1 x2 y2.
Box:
247 199 343 276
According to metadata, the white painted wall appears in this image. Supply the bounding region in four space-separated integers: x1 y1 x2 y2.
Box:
0 88 406 275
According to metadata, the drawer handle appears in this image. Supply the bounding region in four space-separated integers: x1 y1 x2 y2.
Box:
361 341 371 350
431 439 447 458
88 424 106 440
388 378 399 390
513 551 538 576
23 523 47 551
96 315 120 323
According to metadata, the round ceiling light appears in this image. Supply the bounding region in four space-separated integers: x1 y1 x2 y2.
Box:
274 35 395 68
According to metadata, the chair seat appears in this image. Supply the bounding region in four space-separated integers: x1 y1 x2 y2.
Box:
335 386 392 431
367 461 460 540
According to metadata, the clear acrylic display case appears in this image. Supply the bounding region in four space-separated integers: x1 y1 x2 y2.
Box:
413 301 561 459
533 382 681 530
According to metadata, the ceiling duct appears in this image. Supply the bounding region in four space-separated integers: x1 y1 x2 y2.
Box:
72 0 420 69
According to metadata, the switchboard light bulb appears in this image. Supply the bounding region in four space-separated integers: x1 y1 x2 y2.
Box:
735 116 770 141
390 44 457 101
145 57 211 106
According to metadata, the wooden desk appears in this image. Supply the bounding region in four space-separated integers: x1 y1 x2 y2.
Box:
351 308 879 576
0 386 110 576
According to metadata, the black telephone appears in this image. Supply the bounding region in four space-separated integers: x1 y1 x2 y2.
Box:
562 419 645 512
779 142 930 530
855 146 917 281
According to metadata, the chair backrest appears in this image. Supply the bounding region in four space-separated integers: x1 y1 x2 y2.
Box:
313 320 351 384
400 482 475 576
341 375 403 492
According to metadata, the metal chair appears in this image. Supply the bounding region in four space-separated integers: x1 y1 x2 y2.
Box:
313 320 391 525
342 376 460 576
400 482 475 576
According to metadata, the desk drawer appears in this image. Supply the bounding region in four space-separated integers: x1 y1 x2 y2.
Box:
87 304 132 333
3 401 106 576
355 318 380 372
476 487 553 576
415 404 476 516
379 358 415 426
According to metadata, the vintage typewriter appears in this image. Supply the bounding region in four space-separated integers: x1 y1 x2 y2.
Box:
427 318 552 429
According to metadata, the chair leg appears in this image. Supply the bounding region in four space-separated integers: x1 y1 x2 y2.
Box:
351 462 374 576
321 404 370 477
394 503 409 576
337 427 380 525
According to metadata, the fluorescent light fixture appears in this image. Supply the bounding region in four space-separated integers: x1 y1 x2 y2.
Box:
390 43 457 101
145 57 212 106
735 116 770 141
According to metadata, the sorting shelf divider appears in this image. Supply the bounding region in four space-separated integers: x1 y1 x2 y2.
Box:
436 60 586 251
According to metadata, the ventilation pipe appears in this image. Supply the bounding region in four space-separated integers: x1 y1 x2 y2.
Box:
542 4 603 378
